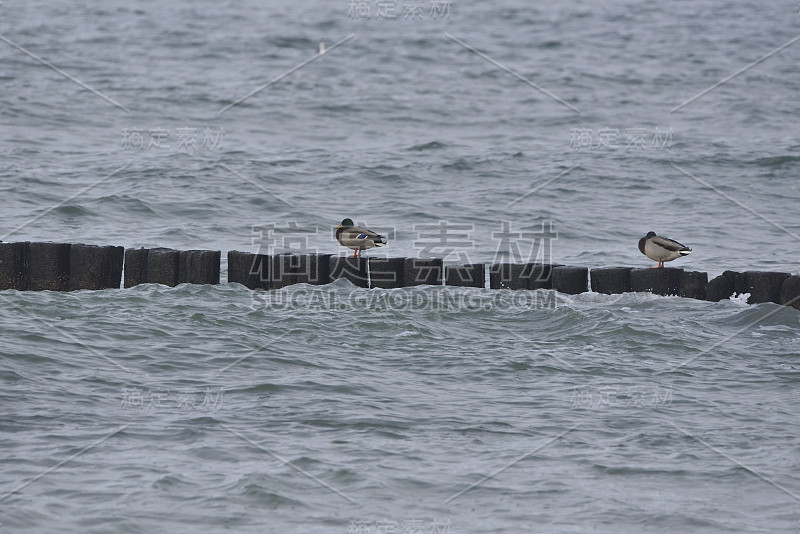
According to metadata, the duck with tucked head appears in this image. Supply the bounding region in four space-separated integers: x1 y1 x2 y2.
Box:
638 231 692 268
335 218 387 257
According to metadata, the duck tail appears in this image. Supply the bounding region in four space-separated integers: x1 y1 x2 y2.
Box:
374 236 387 247
679 248 692 256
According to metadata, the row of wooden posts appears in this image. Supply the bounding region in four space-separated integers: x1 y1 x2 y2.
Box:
0 242 798 310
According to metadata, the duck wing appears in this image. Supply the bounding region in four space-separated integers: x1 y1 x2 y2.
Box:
349 226 382 239
339 226 387 247
652 235 690 252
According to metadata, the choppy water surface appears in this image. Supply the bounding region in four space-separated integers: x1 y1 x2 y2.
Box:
2 0 800 532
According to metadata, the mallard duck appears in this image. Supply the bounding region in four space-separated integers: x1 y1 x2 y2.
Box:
638 231 692 268
335 218 387 257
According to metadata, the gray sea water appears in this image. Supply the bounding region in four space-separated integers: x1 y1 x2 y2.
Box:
2 0 800 532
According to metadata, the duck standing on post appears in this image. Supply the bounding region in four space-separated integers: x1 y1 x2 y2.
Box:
638 231 692 268
335 218 387 257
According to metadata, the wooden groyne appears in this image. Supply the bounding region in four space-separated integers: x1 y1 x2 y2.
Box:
0 242 798 311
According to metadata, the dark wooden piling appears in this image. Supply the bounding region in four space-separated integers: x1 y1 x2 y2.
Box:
306 253 333 285
403 258 443 286
145 248 180 287
490 263 528 290
445 264 485 288
28 242 71 291
729 271 749 297
551 266 588 295
368 257 406 289
678 270 708 300
123 248 149 289
705 273 734 302
69 244 124 290
590 267 631 294
746 271 791 305
179 250 220 285
2 239 797 315
227 251 271 290
329 256 369 288
271 253 332 288
529 263 561 290
490 263 560 290
780 276 800 311
629 267 682 297
0 241 30 291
